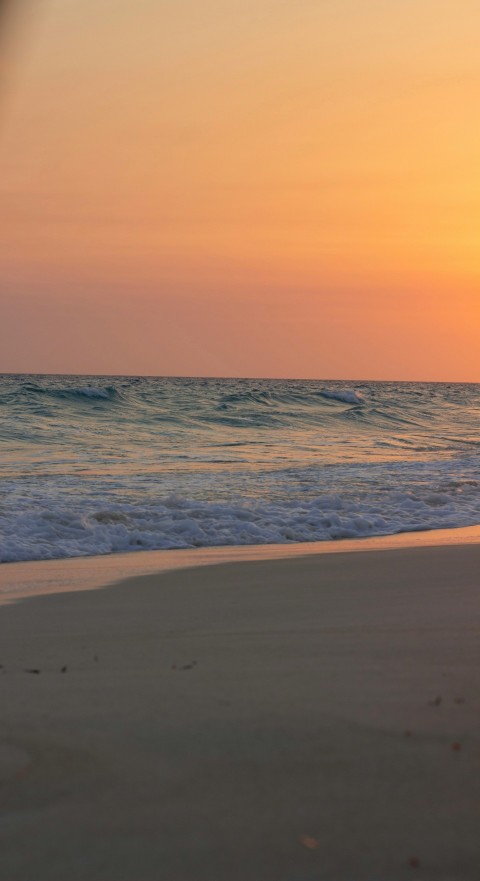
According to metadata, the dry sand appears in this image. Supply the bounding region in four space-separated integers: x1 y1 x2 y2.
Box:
0 543 479 880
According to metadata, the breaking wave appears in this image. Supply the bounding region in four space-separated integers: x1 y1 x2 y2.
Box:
319 389 364 405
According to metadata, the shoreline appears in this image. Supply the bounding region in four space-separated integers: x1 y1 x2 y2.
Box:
1 522 480 605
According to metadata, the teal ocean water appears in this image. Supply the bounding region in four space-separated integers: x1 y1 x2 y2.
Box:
1 375 479 562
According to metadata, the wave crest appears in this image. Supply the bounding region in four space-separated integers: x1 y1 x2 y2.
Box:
27 384 118 402
319 389 364 405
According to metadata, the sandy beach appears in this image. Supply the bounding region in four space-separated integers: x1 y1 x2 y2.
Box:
1 541 479 880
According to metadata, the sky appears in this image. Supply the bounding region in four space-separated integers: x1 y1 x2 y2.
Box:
0 0 479 380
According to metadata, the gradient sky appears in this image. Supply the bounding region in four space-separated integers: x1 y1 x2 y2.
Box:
0 0 479 379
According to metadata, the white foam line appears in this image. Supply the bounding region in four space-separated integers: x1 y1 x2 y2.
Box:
1 524 480 605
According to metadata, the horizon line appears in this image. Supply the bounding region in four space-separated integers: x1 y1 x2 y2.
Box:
0 371 478 385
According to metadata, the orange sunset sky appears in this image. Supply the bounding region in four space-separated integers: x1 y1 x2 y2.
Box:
0 0 479 380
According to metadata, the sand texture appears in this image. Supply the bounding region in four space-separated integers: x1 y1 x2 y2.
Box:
0 544 479 880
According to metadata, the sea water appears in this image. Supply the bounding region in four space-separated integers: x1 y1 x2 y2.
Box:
0 375 479 563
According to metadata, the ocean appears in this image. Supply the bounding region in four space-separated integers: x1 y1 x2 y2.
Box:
1 375 479 563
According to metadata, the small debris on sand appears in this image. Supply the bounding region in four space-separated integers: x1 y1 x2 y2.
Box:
451 742 462 752
408 856 420 869
61 666 67 673
428 696 442 706
454 696 465 704
24 668 40 675
299 835 318 850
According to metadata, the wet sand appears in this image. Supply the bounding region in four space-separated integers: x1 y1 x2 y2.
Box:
1 543 479 880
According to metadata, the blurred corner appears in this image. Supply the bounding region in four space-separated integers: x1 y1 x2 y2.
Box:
0 1 41 110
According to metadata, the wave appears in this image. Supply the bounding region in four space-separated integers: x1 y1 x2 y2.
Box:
218 389 274 407
26 384 119 402
318 389 364 405
1 377 479 447
2 377 478 429
2 469 480 563
68 386 116 400
217 386 364 409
